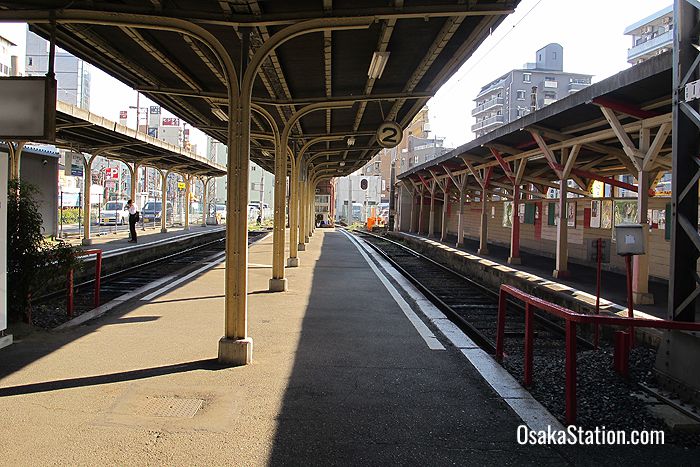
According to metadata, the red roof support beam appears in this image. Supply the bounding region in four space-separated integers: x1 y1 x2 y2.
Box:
569 167 637 193
592 97 658 119
417 173 431 191
483 166 494 189
489 147 514 183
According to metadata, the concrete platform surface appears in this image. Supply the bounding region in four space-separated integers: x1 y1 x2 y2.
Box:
0 229 689 464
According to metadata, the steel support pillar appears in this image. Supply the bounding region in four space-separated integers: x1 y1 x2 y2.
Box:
418 192 425 234
184 174 191 230
553 175 569 278
440 186 449 242
456 188 466 247
160 170 168 233
129 162 139 204
298 177 307 251
655 0 700 403
428 181 436 238
81 155 97 246
633 169 653 303
478 192 489 255
508 185 521 265
201 177 209 227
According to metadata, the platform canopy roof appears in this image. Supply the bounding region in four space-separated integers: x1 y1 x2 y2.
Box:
0 0 519 176
398 53 672 199
56 101 226 177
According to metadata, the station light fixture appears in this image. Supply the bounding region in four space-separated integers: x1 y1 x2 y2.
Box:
339 161 346 166
367 51 390 79
211 107 228 122
346 136 356 146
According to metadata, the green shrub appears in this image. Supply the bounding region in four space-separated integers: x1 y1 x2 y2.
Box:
7 180 82 323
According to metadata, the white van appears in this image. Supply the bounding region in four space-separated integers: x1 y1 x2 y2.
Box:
99 200 128 225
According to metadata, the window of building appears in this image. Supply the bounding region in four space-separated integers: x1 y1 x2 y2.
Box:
545 76 555 81
544 91 556 99
553 51 557 60
523 73 531 83
516 90 526 100
27 57 32 66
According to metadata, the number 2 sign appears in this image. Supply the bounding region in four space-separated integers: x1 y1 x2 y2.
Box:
376 121 402 148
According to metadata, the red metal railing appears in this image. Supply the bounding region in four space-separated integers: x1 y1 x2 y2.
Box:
66 249 102 317
496 284 700 425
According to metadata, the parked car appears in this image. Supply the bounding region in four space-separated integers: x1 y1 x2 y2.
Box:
142 201 174 226
99 200 128 225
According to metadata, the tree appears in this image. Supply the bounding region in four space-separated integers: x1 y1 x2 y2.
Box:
7 180 81 323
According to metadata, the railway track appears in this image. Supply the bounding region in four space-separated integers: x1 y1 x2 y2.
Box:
353 230 700 438
355 229 566 354
34 230 269 329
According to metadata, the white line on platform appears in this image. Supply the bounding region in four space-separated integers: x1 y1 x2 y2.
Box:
342 230 444 351
140 251 226 301
351 231 564 432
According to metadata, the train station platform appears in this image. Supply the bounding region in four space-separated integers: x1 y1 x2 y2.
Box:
392 232 669 324
67 224 226 255
0 229 688 464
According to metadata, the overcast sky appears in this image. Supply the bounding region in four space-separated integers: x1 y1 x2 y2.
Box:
0 0 671 156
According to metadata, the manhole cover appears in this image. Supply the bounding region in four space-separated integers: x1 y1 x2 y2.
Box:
141 397 203 418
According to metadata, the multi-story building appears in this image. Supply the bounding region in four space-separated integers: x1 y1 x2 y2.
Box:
206 136 273 211
624 5 673 65
0 34 16 76
472 43 592 138
25 29 91 108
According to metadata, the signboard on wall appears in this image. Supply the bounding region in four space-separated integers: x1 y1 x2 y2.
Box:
162 117 180 127
119 110 128 127
0 77 56 141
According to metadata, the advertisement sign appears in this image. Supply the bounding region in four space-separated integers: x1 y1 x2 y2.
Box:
119 110 128 127
148 106 161 129
70 154 83 177
590 200 601 228
162 117 180 127
147 127 158 138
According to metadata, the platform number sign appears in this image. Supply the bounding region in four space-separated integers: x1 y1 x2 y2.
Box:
360 178 368 190
376 121 402 148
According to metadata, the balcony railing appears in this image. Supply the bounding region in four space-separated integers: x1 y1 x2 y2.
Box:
568 81 589 92
471 96 504 116
543 80 558 89
475 80 505 99
627 30 673 61
471 115 505 132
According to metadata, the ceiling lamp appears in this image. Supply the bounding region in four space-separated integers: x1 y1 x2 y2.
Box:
347 136 356 146
367 51 390 79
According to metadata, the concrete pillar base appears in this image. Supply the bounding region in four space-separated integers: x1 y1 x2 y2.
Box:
508 256 521 265
309 232 313 237
633 292 655 305
217 337 252 366
81 238 93 246
0 334 13 350
269 278 288 292
477 248 489 256
304 236 309 243
298 243 306 251
287 257 299 268
455 242 463 248
183 226 190 231
553 269 570 279
161 228 168 233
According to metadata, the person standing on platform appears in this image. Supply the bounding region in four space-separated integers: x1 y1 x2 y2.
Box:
127 199 139 243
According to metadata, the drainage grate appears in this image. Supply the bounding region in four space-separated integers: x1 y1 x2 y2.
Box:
141 397 203 418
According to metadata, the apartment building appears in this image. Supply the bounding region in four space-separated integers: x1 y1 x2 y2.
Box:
472 43 592 138
624 5 673 64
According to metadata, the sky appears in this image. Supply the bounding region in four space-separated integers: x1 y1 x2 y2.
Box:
0 0 671 156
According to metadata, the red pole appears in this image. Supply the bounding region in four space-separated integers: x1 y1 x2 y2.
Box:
565 320 577 425
94 250 102 308
524 303 534 387
67 269 74 317
594 238 602 348
625 255 635 348
496 288 507 362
